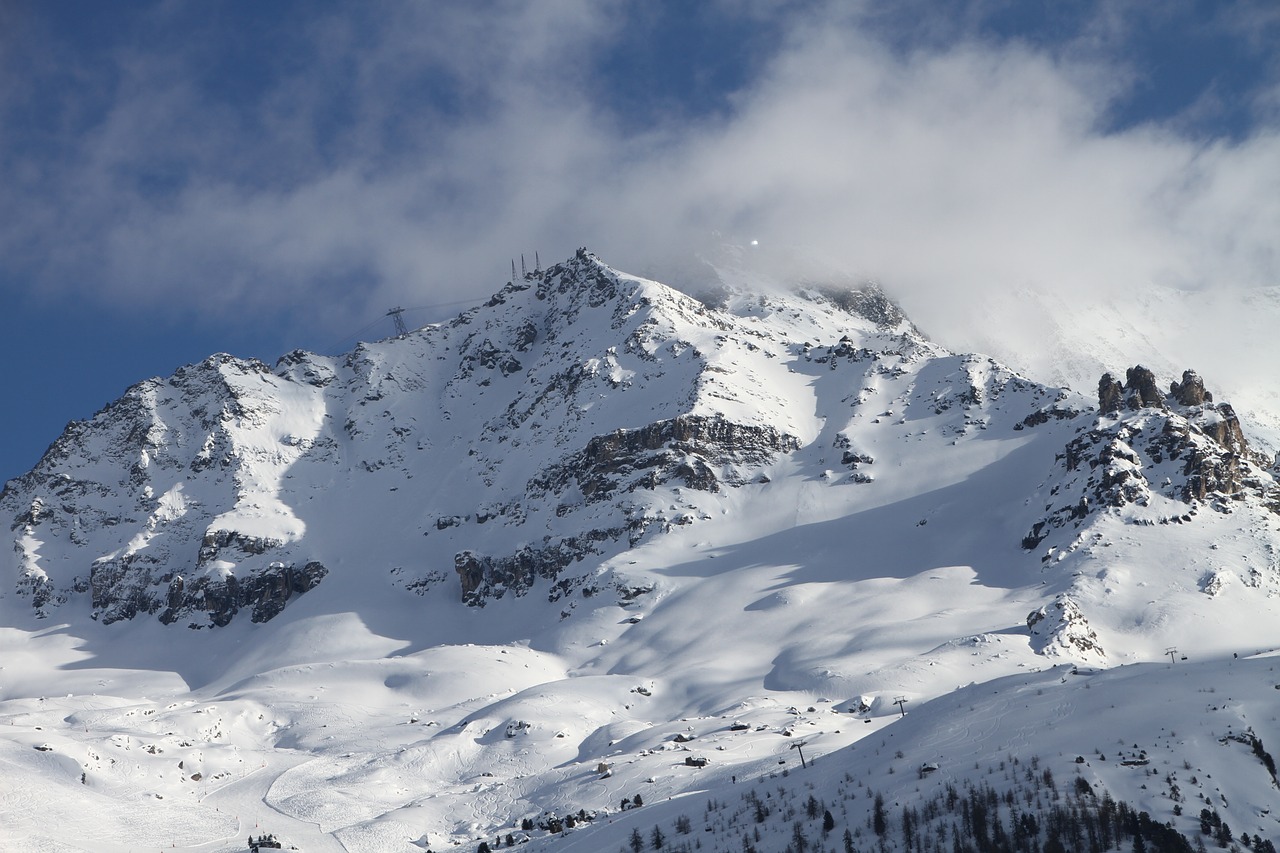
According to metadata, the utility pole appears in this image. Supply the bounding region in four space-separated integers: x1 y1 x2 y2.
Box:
386 307 409 338
893 696 908 717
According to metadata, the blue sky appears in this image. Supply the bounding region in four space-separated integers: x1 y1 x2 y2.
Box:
2 0 1278 483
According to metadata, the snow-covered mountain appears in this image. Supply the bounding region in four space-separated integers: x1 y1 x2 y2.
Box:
3 251 1280 852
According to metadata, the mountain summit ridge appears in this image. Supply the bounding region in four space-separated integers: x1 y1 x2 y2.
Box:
5 250 1278 637
1 250 949 625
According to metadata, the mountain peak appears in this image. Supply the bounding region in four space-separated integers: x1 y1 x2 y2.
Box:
4 252 1275 664
0 251 965 628
7 252 1280 851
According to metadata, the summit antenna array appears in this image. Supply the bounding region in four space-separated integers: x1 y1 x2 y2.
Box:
514 252 544 280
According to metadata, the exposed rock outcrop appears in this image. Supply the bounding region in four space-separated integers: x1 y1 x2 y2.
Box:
1123 365 1165 410
1097 366 1220 416
88 544 328 627
1027 595 1105 662
1170 369 1211 406
1098 373 1124 415
817 283 913 330
1026 367 1280 552
454 536 610 607
529 415 801 502
156 560 328 627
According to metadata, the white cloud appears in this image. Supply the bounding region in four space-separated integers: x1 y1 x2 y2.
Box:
1 0 1277 381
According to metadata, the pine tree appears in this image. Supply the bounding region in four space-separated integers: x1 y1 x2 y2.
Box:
807 794 821 819
873 793 887 837
651 824 665 850
823 809 836 835
791 820 809 853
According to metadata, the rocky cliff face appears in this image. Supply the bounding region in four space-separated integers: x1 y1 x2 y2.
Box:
529 415 802 502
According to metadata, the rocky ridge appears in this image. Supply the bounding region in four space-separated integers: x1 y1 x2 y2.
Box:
1022 366 1280 561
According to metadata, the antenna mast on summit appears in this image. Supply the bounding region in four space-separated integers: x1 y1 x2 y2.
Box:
387 306 409 337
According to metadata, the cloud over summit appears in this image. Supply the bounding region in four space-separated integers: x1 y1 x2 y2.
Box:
1 1 1277 355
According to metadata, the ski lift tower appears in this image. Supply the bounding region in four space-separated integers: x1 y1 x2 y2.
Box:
387 307 409 338
790 740 809 769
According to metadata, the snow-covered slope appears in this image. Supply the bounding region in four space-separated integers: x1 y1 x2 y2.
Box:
529 653 1280 853
3 251 1279 851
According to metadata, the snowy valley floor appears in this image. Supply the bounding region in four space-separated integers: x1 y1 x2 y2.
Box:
5 624 1280 851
